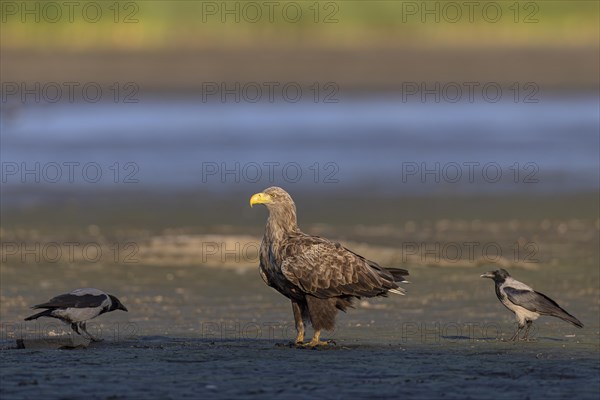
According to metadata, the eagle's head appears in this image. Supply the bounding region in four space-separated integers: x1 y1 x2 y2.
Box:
250 187 298 230
250 186 295 210
480 269 510 282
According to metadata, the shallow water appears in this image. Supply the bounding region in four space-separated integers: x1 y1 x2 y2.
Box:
2 97 599 195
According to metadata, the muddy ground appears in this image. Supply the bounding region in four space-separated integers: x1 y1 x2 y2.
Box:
1 193 598 399
1 259 598 399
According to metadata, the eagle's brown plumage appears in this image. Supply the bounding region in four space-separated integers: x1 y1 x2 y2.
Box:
250 186 408 347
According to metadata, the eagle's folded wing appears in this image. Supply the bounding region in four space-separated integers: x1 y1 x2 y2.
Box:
279 236 394 298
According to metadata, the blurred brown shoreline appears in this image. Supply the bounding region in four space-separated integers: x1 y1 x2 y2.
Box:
2 46 598 92
1 191 598 271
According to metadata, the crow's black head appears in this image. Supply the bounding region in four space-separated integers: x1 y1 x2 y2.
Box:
480 269 510 282
108 295 128 312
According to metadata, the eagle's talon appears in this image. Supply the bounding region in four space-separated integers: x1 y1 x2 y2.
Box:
302 339 335 348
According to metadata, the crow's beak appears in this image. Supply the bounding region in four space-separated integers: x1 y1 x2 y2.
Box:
480 272 494 279
120 304 128 312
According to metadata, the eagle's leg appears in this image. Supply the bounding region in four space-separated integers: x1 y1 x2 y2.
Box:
80 322 103 342
509 323 524 341
522 321 533 341
302 330 332 348
291 301 305 344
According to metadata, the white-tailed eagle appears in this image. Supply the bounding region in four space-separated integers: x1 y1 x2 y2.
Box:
250 186 408 347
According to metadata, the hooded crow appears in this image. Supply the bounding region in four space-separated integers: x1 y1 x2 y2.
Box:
481 269 583 341
25 288 128 341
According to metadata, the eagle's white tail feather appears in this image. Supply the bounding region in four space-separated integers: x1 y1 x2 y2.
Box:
389 288 406 295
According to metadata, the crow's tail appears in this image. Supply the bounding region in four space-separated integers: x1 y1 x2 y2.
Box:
24 309 53 321
554 309 584 328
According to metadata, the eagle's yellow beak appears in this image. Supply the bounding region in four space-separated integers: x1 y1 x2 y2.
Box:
250 192 273 207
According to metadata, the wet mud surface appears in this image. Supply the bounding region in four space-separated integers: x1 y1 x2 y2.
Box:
1 264 598 399
1 336 599 400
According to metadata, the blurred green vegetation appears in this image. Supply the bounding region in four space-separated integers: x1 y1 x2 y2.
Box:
1 1 597 50
2 190 598 235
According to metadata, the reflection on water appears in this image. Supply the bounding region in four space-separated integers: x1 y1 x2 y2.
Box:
2 97 598 194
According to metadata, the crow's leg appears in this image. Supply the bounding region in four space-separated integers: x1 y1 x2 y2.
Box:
70 322 82 336
80 322 103 342
522 321 533 341
75 322 90 339
291 301 305 345
509 323 524 341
